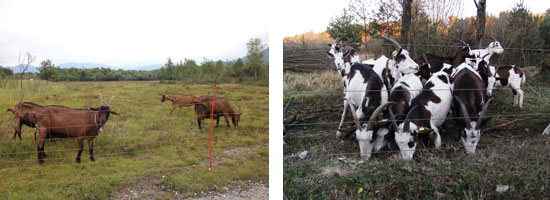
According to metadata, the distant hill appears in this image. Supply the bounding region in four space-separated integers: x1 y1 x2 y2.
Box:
9 64 39 73
58 62 114 69
134 64 163 71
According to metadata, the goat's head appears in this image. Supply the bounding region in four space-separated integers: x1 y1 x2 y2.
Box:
379 36 419 76
474 53 491 74
161 94 167 102
454 96 493 154
231 106 242 126
327 37 346 72
455 39 475 58
414 54 432 80
341 101 395 159
389 106 432 160
92 94 119 126
487 36 504 54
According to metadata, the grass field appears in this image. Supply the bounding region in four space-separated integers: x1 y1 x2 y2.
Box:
284 70 550 199
0 79 268 199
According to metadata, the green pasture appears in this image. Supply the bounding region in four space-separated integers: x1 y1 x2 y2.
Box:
0 80 268 199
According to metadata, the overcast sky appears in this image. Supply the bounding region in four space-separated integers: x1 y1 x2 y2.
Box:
279 0 550 38
0 0 268 68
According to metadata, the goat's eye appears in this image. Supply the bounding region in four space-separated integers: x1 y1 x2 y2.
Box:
408 141 415 148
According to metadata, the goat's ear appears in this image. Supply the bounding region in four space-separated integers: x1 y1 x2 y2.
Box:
326 52 334 58
237 112 242 116
110 110 120 115
90 107 99 111
327 44 332 47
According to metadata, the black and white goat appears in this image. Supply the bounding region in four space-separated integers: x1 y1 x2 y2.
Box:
487 65 525 108
336 61 388 138
374 73 423 152
414 39 474 80
388 71 454 160
465 37 504 69
452 63 494 154
327 37 361 81
373 36 420 89
343 101 395 158
336 36 419 137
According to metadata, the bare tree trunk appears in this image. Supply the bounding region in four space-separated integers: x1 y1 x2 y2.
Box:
474 0 486 47
401 0 412 49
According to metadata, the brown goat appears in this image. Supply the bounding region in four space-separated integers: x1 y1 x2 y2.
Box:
161 94 197 114
7 102 44 140
193 96 241 129
29 94 119 164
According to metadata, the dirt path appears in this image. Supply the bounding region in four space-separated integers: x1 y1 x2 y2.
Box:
185 182 268 200
113 145 268 200
113 180 268 200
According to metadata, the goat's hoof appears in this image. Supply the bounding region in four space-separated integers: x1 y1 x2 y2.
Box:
38 159 44 164
43 153 48 158
90 157 95 162
76 158 81 163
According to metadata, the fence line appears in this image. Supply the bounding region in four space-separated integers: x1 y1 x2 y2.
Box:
284 112 550 127
2 155 266 187
284 136 549 159
285 42 550 52
0 130 266 154
0 143 262 178
284 87 550 94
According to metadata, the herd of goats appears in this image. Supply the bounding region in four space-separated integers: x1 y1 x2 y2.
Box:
5 94 241 164
324 36 546 160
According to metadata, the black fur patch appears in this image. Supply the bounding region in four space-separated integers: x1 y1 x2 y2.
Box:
437 75 449 84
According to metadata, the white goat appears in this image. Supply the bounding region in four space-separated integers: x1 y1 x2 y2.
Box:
465 37 504 69
487 65 526 108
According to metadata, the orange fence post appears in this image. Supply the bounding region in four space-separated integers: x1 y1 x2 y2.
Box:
209 84 217 172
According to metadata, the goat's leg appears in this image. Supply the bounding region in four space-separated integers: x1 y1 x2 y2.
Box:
430 124 442 149
170 107 176 114
336 98 348 138
197 118 202 129
216 117 220 127
18 122 23 140
88 139 95 162
518 89 524 108
76 137 84 163
225 114 230 127
512 84 524 108
13 120 22 140
37 128 47 164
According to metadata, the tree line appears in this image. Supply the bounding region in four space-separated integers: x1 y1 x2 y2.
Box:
0 66 13 77
285 0 550 69
32 38 268 85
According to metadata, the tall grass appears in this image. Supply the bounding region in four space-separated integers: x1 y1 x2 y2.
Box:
284 71 341 91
